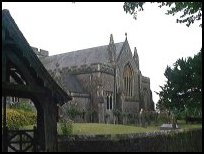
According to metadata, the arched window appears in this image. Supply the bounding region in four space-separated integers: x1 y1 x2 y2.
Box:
110 95 113 110
123 63 134 98
107 96 110 109
106 93 113 110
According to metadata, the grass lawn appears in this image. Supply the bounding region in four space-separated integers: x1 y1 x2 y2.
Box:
71 123 159 135
58 121 202 135
176 120 202 129
23 120 202 135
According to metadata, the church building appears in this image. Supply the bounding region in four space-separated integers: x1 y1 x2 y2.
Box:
33 34 154 123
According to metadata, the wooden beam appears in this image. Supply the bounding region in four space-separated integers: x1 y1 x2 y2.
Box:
10 70 25 85
3 11 71 104
6 48 38 85
2 47 8 82
42 97 58 151
2 82 49 98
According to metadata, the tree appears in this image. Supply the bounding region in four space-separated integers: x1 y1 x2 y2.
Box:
123 2 202 27
156 50 202 115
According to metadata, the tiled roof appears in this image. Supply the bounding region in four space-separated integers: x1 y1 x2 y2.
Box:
63 74 85 93
41 42 124 70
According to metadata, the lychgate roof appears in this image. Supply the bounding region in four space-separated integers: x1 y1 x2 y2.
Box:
2 9 72 105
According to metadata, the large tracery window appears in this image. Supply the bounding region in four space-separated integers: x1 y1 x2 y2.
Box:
123 63 134 98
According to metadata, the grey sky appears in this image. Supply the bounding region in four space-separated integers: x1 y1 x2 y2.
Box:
2 2 202 106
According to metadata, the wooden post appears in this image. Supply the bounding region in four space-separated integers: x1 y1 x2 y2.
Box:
2 46 9 152
42 97 58 152
33 126 37 152
34 100 45 151
2 126 8 152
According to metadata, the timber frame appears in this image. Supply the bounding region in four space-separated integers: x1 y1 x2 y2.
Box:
2 10 72 152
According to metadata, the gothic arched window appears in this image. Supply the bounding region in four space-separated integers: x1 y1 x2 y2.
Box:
123 63 134 98
106 93 113 110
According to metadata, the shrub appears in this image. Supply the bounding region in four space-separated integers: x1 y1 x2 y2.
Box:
113 109 121 117
2 108 37 130
60 119 73 135
17 102 35 112
9 101 36 113
16 109 37 125
67 107 81 120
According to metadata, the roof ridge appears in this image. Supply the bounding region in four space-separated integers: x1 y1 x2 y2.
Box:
48 41 125 57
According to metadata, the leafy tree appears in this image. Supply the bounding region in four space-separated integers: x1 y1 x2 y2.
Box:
123 2 202 27
156 50 202 116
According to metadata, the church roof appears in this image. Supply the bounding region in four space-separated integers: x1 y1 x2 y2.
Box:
115 42 125 58
41 42 124 70
63 74 85 93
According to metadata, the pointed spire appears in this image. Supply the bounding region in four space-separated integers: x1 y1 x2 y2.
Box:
133 47 139 69
125 32 127 40
134 47 138 57
108 34 116 63
110 34 114 44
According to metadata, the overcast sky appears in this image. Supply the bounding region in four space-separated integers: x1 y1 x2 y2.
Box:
2 2 202 106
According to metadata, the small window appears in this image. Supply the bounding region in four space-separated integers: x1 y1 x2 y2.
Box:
110 96 112 110
107 96 109 110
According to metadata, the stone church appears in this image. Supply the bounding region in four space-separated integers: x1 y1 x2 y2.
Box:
33 34 154 123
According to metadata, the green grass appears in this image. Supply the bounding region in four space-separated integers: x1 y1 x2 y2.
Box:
22 121 202 135
177 120 202 129
71 123 160 135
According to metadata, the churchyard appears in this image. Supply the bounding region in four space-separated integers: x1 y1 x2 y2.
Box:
2 2 202 151
4 102 202 152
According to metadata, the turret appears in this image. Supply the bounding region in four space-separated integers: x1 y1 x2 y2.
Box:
133 47 139 69
108 34 116 64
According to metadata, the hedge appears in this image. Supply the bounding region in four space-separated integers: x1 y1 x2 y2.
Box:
58 128 202 152
2 108 37 130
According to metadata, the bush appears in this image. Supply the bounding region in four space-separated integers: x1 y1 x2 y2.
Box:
2 108 37 130
67 107 81 120
113 109 121 117
9 101 36 113
17 102 35 112
16 109 37 125
60 120 73 135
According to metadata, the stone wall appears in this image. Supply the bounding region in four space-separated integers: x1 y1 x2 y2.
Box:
76 71 114 123
123 101 139 114
141 76 154 110
64 63 114 75
61 94 90 122
58 128 202 152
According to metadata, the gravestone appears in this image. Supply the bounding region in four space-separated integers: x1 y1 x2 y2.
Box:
139 108 145 127
160 124 180 130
